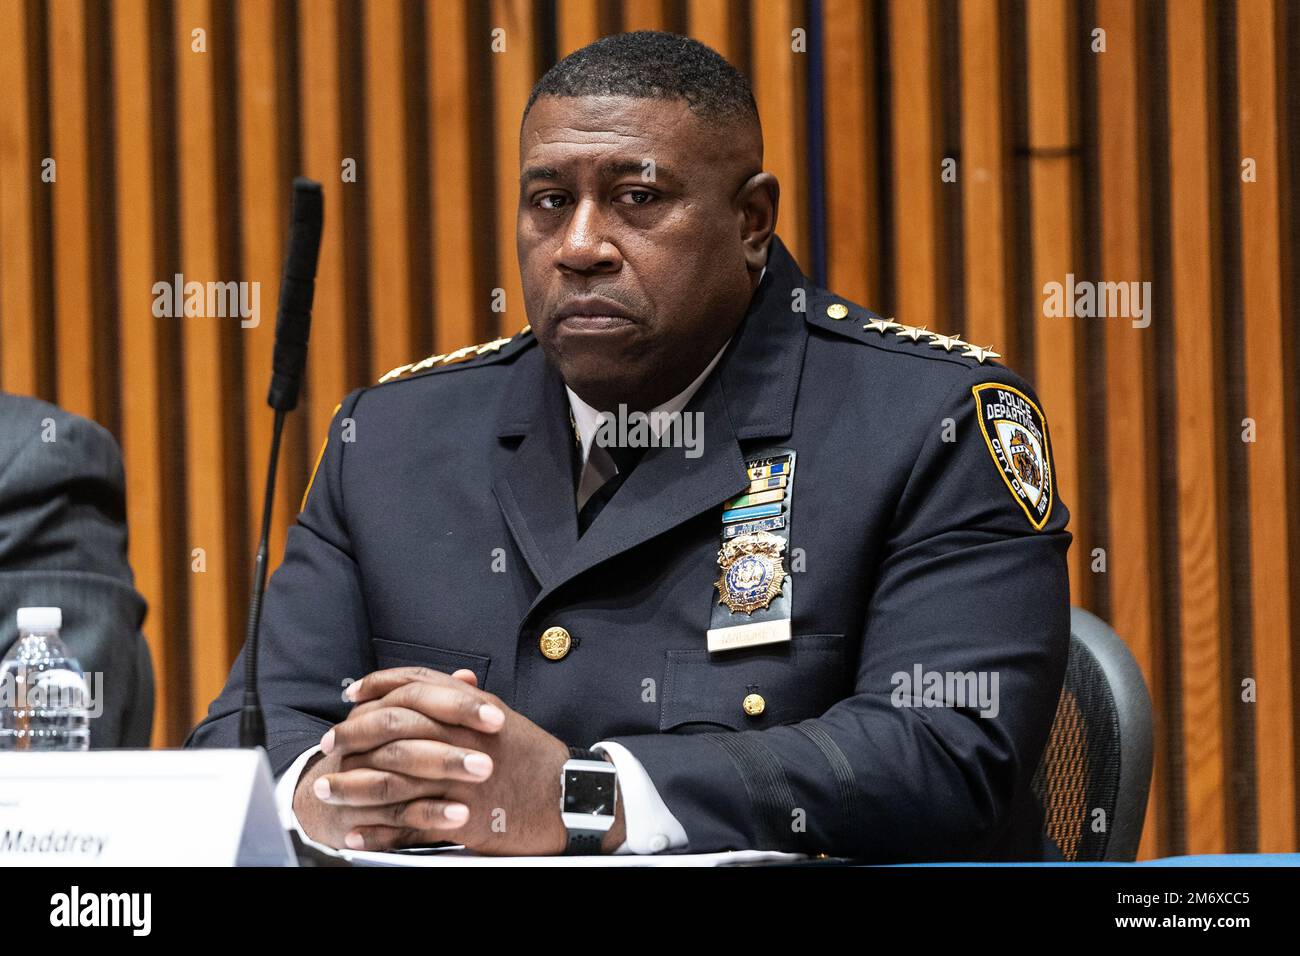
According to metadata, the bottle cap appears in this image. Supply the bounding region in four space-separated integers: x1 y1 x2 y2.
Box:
16 607 62 631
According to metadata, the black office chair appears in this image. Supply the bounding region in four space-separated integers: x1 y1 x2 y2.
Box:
1030 607 1154 861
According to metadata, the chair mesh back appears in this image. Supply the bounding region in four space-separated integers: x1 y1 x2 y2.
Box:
1030 634 1123 861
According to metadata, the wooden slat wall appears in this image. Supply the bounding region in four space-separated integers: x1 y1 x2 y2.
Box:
888 0 942 330
1166 0 1231 854
0 0 42 397
298 0 351 451
958 0 1013 362
1236 0 1295 853
490 0 536 339
1 0 1295 857
1095 0 1163 862
1026 0 1088 595
822 0 879 306
47 0 96 421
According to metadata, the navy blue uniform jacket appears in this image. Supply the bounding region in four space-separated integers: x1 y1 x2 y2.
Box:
187 236 1072 861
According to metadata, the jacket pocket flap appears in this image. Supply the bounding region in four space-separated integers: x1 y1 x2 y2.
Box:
660 634 847 732
371 638 491 688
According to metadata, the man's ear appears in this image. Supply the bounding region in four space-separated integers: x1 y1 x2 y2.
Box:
735 172 779 272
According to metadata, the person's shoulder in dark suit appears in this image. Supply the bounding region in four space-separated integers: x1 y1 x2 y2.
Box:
0 392 154 748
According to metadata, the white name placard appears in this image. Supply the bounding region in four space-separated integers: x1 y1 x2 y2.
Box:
0 749 295 866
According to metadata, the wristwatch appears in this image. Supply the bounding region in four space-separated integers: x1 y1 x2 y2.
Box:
560 747 618 854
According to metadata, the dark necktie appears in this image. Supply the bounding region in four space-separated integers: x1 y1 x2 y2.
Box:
577 443 645 535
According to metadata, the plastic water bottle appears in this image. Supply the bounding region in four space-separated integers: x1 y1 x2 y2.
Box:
0 607 90 751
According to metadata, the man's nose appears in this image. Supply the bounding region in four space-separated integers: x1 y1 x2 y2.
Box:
556 198 621 275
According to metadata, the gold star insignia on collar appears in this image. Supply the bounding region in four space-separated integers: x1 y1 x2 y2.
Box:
927 331 963 351
961 343 1001 363
863 318 899 334
894 324 930 342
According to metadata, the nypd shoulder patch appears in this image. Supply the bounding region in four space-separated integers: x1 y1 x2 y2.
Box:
971 383 1053 530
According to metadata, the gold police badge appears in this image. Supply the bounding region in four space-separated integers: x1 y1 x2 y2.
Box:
714 531 787 614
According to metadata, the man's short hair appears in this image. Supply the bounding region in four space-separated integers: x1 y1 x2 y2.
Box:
524 31 758 127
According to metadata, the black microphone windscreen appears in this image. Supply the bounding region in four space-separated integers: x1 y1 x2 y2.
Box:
268 177 324 411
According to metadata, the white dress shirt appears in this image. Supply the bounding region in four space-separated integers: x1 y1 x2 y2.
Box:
275 269 760 856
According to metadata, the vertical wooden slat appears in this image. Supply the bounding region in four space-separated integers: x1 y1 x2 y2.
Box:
0 0 40 394
888 0 939 326
47 0 96 420
959 0 1012 363
822 0 876 306
363 0 415 377
177 0 241 722
491 0 537 337
298 0 352 451
237 0 303 581
751 0 807 267
1237 0 1295 853
1025 0 1085 591
430 0 479 352
1167 0 1230 854
1096 0 1162 860
557 0 601 55
623 0 671 32
688 0 735 60
112 0 173 746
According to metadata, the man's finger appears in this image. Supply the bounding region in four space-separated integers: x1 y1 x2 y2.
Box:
328 705 449 757
346 667 504 730
337 738 493 781
345 670 476 722
367 679 504 734
310 767 458 809
341 825 416 852
339 797 470 841
343 813 466 853
346 666 477 703
312 768 436 807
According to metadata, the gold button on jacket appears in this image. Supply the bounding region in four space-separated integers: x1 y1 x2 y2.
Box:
540 626 572 660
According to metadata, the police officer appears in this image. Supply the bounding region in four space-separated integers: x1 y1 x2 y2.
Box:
187 31 1070 861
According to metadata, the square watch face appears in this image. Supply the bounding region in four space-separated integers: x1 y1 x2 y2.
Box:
564 769 614 815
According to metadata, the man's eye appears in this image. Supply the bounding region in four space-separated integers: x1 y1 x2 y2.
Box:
534 194 567 210
616 190 656 206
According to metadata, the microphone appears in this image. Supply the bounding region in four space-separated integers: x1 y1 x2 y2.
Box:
267 178 324 411
241 177 324 749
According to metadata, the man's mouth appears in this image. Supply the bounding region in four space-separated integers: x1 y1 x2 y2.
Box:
553 297 638 333
557 314 636 332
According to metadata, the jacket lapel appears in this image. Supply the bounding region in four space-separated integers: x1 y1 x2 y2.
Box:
492 355 579 590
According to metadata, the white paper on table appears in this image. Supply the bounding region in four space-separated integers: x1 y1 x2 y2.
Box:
332 845 807 867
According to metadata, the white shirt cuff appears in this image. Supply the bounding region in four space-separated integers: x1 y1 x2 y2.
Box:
274 744 336 854
591 740 689 854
